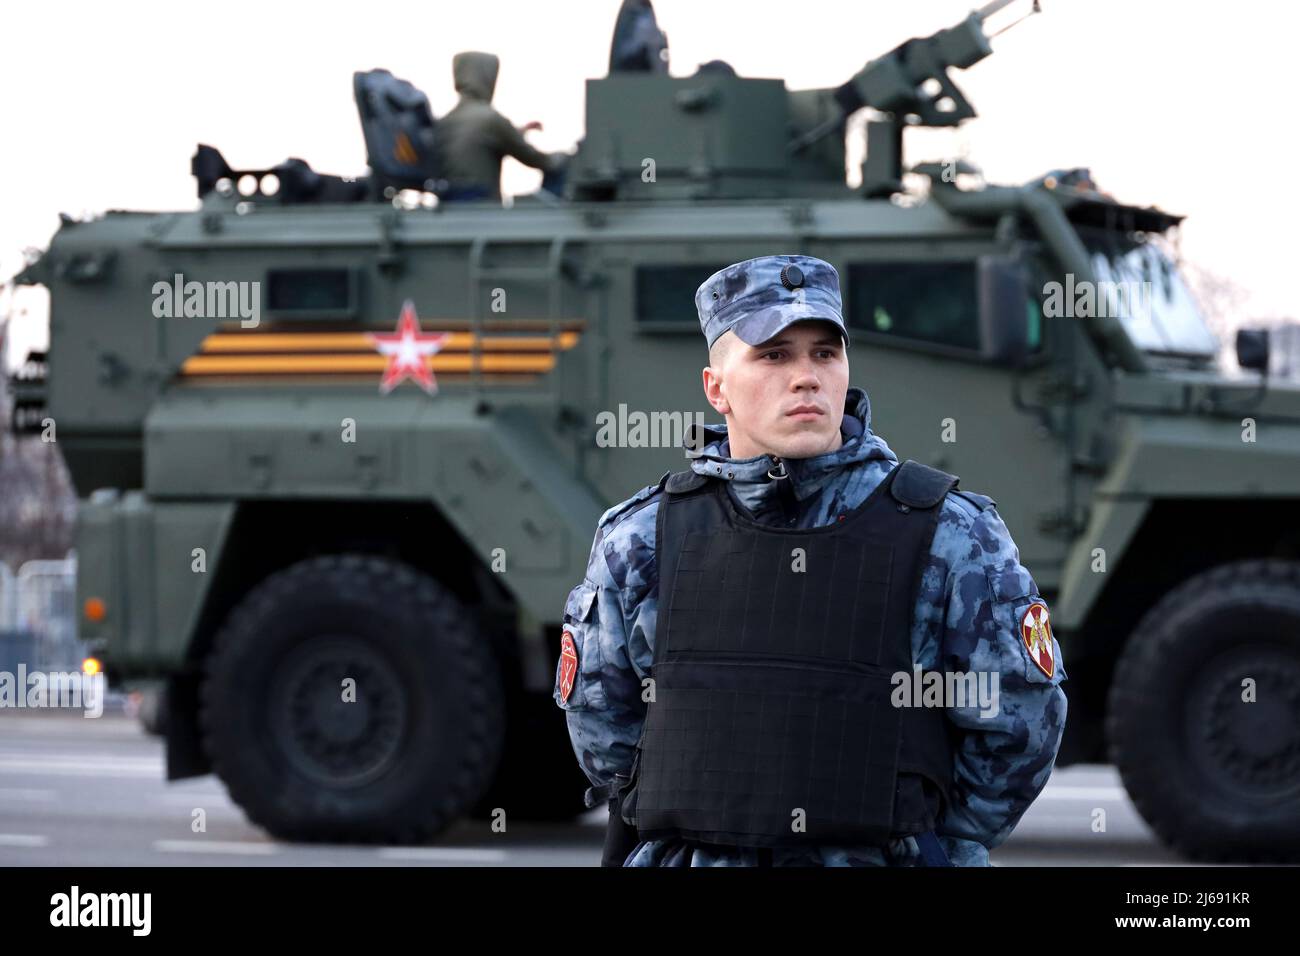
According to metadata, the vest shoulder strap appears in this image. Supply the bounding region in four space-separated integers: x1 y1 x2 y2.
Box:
889 459 960 509
664 469 711 495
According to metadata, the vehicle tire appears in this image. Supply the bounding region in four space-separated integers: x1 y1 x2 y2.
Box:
199 554 505 843
138 684 167 737
1107 559 1300 862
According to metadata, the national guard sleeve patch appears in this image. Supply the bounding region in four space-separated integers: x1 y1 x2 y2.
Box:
559 630 579 703
1020 602 1055 679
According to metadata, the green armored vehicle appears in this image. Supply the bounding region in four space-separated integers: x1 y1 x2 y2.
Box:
10 1 1299 860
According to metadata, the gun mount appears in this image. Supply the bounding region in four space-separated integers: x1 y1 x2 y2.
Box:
567 0 1040 200
799 0 1041 196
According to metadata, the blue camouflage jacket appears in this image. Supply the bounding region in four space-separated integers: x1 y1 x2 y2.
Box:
554 386 1068 866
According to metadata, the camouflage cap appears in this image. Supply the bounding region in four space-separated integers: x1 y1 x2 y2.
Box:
695 254 849 351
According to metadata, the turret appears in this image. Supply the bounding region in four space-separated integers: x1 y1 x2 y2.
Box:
566 0 1040 201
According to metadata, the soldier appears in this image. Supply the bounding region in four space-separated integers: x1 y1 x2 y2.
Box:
608 0 669 73
555 254 1068 867
435 51 565 202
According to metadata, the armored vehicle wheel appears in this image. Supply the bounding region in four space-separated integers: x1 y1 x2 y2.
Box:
137 684 167 737
199 554 505 843
1107 559 1300 862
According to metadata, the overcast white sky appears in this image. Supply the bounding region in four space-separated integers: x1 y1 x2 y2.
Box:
3 0 1297 367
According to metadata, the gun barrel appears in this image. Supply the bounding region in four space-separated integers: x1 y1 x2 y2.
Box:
978 0 1043 39
975 0 1019 21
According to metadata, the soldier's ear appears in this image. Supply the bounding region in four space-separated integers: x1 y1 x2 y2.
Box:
702 366 730 415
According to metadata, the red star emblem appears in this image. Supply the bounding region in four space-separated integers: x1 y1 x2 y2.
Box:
368 300 452 394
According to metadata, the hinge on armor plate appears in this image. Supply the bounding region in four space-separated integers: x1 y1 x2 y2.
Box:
1070 454 1109 477
1035 371 1091 405
1037 506 1088 538
356 452 380 490
376 211 403 274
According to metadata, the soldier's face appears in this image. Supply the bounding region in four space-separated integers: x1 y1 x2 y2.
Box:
703 321 849 461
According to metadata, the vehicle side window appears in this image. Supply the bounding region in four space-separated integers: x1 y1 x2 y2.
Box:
265 268 357 318
1026 295 1043 352
635 264 732 325
847 261 980 350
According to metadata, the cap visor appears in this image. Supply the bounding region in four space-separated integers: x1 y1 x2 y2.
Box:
732 310 849 349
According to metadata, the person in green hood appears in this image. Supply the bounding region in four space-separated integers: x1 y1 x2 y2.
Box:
436 51 565 201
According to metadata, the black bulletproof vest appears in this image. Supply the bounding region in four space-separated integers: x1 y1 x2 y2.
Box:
625 459 959 849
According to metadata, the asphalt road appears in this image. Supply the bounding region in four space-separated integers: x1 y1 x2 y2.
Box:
0 710 1195 867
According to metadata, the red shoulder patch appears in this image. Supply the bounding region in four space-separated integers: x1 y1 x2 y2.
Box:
1020 602 1055 679
559 629 579 703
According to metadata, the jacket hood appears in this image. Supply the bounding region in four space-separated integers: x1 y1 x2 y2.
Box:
452 51 499 102
685 385 898 505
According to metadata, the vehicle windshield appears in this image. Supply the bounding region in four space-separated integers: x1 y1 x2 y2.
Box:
1080 231 1218 358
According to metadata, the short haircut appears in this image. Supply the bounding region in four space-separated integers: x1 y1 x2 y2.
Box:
708 330 735 369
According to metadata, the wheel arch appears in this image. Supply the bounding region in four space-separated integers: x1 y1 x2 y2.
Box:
185 498 519 669
1057 497 1300 765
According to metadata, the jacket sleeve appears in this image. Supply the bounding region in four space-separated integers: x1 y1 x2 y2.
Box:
934 505 1068 851
490 111 556 171
552 524 650 793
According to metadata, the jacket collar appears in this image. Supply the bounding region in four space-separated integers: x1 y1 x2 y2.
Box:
684 386 898 503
